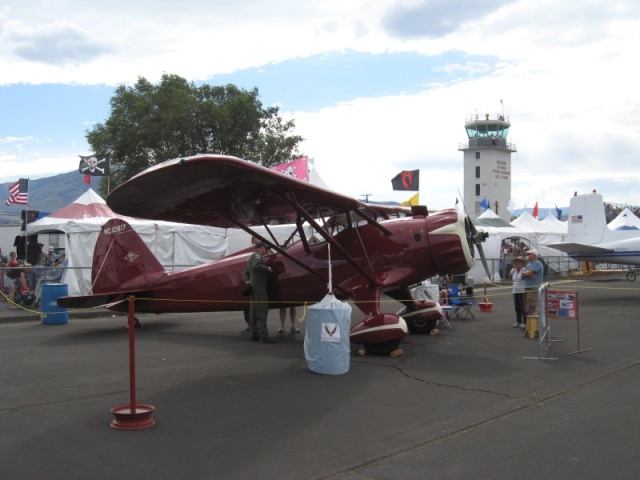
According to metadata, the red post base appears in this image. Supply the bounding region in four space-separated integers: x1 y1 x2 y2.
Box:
478 302 493 312
110 404 156 430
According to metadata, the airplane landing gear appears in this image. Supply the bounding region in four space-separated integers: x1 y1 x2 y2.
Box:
406 317 438 335
396 300 442 334
361 339 401 356
350 313 408 356
626 269 637 282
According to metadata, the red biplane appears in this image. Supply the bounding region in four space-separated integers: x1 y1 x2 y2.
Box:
59 154 488 355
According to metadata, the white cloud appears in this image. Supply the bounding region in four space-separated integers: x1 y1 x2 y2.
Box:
1 0 639 211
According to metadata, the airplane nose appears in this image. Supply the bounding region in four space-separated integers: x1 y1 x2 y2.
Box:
425 209 488 276
425 209 475 274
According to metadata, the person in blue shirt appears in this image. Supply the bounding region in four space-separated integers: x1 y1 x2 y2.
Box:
521 250 544 316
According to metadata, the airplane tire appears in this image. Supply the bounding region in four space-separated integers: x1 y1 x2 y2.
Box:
363 339 401 356
626 271 636 282
406 318 438 335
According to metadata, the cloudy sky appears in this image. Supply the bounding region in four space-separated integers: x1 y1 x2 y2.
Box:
1 0 639 213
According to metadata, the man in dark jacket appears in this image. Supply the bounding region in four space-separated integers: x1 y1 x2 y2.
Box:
242 241 276 343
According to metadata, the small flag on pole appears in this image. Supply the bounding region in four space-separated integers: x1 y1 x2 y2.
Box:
5 178 29 206
79 153 110 176
400 193 419 206
479 197 489 210
391 170 419 191
533 201 539 219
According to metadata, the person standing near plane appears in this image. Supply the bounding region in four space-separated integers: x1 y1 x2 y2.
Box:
243 241 276 343
278 306 299 334
509 257 526 328
521 250 544 316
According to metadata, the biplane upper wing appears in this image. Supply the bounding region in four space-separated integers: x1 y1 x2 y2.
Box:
107 154 410 227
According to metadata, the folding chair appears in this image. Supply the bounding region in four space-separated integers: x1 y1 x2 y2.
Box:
447 284 475 319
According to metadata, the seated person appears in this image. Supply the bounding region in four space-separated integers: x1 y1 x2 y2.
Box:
14 267 36 308
23 263 37 291
45 254 67 282
0 264 5 300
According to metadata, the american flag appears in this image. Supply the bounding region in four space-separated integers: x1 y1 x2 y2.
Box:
570 215 583 224
5 178 29 206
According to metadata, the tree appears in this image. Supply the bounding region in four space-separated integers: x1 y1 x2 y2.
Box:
86 74 304 195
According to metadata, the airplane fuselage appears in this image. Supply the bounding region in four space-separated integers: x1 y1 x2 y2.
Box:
550 192 640 267
114 209 472 315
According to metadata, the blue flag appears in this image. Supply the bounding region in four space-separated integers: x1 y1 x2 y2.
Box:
555 205 562 220
479 197 489 210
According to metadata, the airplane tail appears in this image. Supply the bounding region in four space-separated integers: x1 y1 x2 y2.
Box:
568 192 608 245
91 218 166 294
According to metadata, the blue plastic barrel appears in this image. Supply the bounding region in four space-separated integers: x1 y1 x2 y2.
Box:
41 284 69 325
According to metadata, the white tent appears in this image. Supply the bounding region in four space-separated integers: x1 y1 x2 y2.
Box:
510 210 570 253
26 189 228 295
539 215 568 234
475 208 515 228
467 221 531 283
463 209 577 283
607 207 640 230
510 211 541 231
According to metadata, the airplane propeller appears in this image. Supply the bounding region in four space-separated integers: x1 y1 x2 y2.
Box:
464 215 491 278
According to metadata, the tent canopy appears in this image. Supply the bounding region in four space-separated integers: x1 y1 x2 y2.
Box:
607 207 640 231
475 209 516 228
538 215 568 234
510 211 541 231
26 188 229 296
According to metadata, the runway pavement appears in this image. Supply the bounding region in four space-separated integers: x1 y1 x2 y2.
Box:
1 273 639 480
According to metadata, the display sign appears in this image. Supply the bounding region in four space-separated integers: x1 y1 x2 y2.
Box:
546 290 578 319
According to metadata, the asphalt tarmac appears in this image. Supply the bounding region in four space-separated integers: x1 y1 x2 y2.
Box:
1 273 639 480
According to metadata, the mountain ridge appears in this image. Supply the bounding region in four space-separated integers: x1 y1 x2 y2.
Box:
0 171 97 222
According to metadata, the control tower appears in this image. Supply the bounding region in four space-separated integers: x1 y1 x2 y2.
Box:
458 112 517 221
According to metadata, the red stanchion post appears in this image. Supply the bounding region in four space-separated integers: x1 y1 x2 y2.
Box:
479 280 493 312
110 295 156 430
128 295 137 413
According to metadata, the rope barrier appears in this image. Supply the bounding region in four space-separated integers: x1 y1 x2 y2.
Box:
3 280 639 318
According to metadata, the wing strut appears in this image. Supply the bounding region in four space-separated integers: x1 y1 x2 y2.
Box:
282 192 381 288
216 209 351 296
